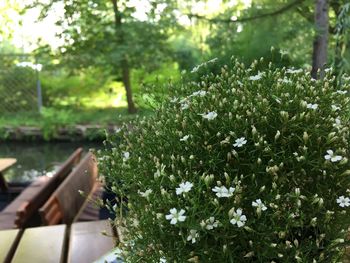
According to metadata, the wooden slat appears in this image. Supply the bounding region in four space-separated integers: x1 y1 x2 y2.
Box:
0 212 17 230
0 228 20 263
14 148 83 228
74 182 103 222
68 220 115 263
12 224 66 263
41 197 63 226
0 159 17 173
40 152 98 225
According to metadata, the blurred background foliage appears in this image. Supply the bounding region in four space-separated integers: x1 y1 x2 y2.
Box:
0 0 349 128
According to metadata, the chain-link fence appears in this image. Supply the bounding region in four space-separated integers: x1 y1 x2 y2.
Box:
0 54 42 113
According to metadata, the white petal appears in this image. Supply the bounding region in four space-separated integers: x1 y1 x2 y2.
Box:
176 188 182 195
178 215 186 222
237 221 244 227
169 208 177 214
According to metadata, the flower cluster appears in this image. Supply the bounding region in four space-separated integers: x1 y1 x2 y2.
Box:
100 59 350 262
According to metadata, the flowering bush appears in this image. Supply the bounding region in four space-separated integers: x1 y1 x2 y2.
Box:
100 58 350 262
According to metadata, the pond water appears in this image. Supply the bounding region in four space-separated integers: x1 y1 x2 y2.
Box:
0 141 102 183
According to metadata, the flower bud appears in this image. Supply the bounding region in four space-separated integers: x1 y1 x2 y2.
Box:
274 130 281 141
303 131 309 142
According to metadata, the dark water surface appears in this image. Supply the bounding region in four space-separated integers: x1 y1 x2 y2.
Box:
0 141 102 183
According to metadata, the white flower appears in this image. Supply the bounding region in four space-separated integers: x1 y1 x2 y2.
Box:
252 199 267 211
176 181 193 195
165 208 186 224
333 118 342 129
207 57 218 64
153 164 166 178
212 186 235 198
187 229 199 243
191 65 200 73
139 189 152 198
160 258 167 263
306 103 318 110
123 151 130 161
278 78 292 84
324 150 343 162
203 217 219 230
180 135 190 142
200 111 218 120
249 72 263 81
190 58 218 73
230 208 247 227
336 90 348 95
191 90 207 97
337 196 350 208
233 137 247 148
181 103 189 110
286 68 303 74
331 105 340 111
154 169 161 178
170 97 178 103
280 49 288 56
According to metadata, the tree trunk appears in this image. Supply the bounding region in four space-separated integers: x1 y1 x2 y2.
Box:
311 0 329 79
111 0 137 113
122 57 137 113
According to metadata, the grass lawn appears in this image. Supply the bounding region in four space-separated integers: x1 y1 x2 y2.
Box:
0 106 153 128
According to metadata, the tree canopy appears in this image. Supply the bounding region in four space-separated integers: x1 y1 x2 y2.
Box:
1 0 350 111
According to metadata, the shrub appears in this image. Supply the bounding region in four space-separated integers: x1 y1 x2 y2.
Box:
100 58 350 262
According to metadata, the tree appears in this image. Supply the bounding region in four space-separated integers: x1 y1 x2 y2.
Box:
311 0 329 79
180 0 350 79
31 0 175 113
180 0 312 68
111 0 136 113
0 0 24 48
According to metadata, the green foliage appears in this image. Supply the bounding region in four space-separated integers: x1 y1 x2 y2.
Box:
0 64 38 113
101 58 350 262
0 107 152 141
40 68 110 107
34 0 173 71
333 3 350 80
132 62 181 108
205 6 312 69
170 34 202 71
40 107 77 139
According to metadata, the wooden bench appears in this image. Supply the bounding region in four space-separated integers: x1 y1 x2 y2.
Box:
11 224 66 263
67 220 115 263
1 220 116 263
0 148 83 230
0 228 22 263
39 152 99 225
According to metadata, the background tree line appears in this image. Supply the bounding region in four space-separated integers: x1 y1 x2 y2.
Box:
1 0 349 113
